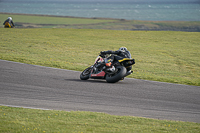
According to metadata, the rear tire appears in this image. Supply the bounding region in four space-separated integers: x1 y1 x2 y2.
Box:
80 67 92 80
106 66 126 83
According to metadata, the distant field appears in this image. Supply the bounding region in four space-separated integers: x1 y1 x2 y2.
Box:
1 13 200 31
0 13 117 28
0 28 199 86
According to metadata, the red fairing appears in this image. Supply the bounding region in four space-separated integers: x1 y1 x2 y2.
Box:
90 71 106 77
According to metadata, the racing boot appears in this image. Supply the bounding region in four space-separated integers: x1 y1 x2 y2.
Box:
124 70 133 77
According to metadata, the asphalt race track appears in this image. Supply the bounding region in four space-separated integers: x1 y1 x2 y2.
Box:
0 60 200 123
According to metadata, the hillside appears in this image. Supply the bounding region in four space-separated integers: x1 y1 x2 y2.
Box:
1 13 200 32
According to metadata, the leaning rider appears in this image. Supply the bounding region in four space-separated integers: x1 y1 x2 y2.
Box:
100 47 134 74
3 17 15 28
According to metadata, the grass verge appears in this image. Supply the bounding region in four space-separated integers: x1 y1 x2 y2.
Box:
0 13 118 28
1 106 200 133
1 13 200 31
0 28 199 86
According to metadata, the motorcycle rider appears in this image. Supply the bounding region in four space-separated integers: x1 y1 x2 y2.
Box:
99 47 134 75
3 17 15 28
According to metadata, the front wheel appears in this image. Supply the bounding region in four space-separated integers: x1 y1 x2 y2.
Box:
80 66 92 80
106 66 126 83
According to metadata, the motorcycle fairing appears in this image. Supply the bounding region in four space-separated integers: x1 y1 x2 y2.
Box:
118 58 133 62
90 71 106 79
95 56 104 64
118 58 135 68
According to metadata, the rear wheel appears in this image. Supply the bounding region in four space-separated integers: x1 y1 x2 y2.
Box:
106 66 126 83
80 67 92 80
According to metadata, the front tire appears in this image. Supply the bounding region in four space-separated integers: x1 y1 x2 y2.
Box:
80 67 92 80
106 66 126 83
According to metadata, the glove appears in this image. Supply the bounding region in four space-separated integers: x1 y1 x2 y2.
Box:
99 51 106 58
100 51 106 55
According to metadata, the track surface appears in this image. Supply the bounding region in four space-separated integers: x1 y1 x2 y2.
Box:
0 60 200 123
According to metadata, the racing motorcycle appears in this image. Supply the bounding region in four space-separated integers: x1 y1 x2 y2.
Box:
80 53 135 83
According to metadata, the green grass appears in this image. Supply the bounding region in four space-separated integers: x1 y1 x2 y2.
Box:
1 106 200 133
1 13 200 31
0 14 200 132
0 13 116 27
0 28 200 86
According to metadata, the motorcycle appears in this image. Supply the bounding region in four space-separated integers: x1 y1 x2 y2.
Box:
80 53 135 83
